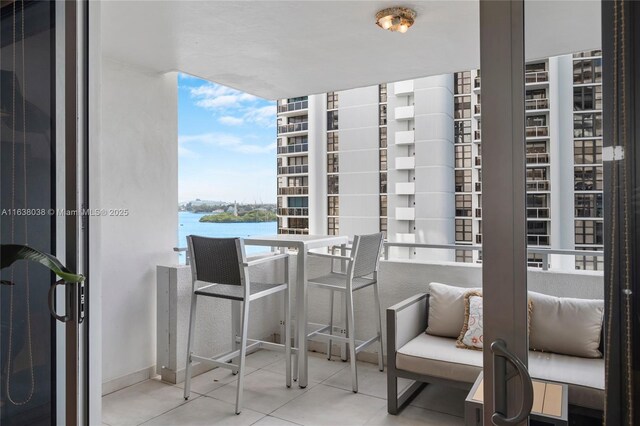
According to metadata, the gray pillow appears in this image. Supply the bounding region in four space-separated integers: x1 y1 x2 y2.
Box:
426 282 480 338
529 291 604 358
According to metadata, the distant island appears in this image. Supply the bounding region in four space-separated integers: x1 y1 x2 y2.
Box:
200 210 277 223
180 199 276 215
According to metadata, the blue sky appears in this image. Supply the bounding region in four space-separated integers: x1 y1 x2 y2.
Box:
178 73 277 204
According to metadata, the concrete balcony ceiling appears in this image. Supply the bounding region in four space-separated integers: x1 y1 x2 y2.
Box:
102 1 600 99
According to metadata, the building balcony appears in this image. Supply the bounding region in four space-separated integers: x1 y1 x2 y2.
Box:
394 80 414 96
278 227 308 235
475 208 482 217
395 130 415 145
475 182 482 192
476 234 482 244
277 186 309 195
277 143 308 155
277 207 309 216
394 105 415 121
277 100 308 114
395 207 415 221
278 122 308 134
395 156 415 170
526 180 550 192
473 104 481 115
277 165 309 175
526 152 550 164
474 76 481 89
527 207 550 219
528 234 551 246
475 156 482 166
526 125 549 138
395 182 415 195
525 71 549 84
473 130 481 141
525 98 549 111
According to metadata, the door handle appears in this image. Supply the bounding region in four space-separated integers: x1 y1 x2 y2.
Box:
48 279 72 322
490 339 534 426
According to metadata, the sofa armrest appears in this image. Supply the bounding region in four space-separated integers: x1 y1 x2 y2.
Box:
387 293 429 357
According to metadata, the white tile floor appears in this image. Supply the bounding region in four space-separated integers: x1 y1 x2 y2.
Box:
102 351 465 426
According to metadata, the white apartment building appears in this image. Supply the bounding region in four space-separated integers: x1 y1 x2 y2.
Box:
276 51 603 270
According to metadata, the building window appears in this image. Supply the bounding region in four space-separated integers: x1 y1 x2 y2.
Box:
573 86 602 111
454 71 471 95
327 153 339 173
327 91 339 109
455 219 472 242
456 250 473 263
379 172 387 193
575 247 604 271
328 196 339 216
287 135 308 145
379 84 387 103
379 217 387 238
327 131 339 151
328 175 339 195
289 218 309 229
573 113 602 138
573 58 603 84
380 195 387 217
526 62 547 73
455 145 472 168
379 149 387 171
454 96 471 119
379 104 387 125
454 120 471 144
527 221 550 246
574 166 603 191
455 195 472 217
379 127 387 148
328 217 339 235
455 170 472 192
526 115 547 127
574 139 602 164
327 110 339 131
575 220 603 245
526 168 548 181
528 254 545 268
575 193 603 218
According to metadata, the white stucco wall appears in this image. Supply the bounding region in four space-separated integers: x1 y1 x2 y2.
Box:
95 57 178 390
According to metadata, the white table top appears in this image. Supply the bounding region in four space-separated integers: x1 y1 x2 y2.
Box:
244 234 348 249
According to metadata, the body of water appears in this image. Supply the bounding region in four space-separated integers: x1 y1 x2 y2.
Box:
177 211 278 262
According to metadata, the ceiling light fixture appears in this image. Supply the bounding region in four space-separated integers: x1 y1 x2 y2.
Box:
375 7 416 33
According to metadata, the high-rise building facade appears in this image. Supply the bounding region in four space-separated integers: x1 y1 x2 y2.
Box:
275 51 603 270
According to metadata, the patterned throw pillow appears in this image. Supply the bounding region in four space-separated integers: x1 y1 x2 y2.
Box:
457 291 484 350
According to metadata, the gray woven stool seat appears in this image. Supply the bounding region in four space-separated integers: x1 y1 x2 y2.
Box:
195 282 287 301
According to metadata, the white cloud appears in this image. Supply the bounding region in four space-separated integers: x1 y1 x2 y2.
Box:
243 105 276 128
190 83 257 110
219 115 244 126
179 132 275 155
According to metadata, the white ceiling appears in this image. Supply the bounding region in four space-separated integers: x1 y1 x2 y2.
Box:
101 1 601 100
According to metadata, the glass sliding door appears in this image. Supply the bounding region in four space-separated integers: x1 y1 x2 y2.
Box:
1 1 88 425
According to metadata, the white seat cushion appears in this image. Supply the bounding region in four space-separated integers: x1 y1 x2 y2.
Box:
396 333 604 410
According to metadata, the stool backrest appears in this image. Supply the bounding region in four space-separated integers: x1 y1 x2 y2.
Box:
351 233 384 278
187 235 246 285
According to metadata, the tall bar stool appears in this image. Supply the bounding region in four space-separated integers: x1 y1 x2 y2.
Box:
183 236 292 414
306 232 385 393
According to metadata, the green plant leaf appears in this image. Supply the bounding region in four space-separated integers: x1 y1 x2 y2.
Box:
1 244 85 283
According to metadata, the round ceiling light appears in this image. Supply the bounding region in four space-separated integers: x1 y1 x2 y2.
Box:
375 7 416 33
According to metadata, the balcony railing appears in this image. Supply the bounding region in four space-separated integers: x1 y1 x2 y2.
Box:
277 186 309 195
278 122 308 134
526 126 549 138
525 71 549 84
475 208 482 218
474 130 481 141
474 104 481 115
278 165 309 175
277 144 308 154
474 76 481 88
475 235 482 244
528 235 550 246
475 156 482 166
475 182 482 192
277 207 309 216
526 180 550 191
526 152 550 164
278 228 308 235
527 207 550 218
277 100 308 114
525 98 549 110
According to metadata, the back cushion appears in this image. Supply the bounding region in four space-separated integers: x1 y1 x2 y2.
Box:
427 282 480 338
529 291 604 358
